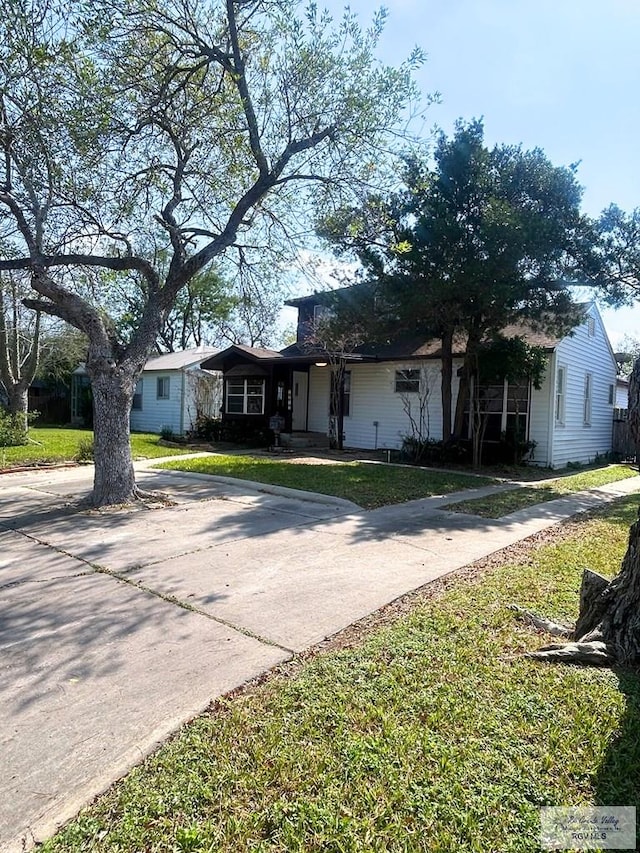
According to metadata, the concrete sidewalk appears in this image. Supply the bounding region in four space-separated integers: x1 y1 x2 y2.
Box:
2 463 639 852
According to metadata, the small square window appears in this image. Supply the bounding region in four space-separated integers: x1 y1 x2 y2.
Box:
395 369 420 394
157 377 170 400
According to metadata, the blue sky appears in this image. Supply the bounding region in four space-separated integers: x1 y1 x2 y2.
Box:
295 0 640 348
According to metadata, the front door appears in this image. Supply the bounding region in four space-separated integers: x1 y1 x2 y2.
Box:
291 370 308 430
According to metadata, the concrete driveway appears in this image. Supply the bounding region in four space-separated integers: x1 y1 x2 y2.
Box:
2 462 639 852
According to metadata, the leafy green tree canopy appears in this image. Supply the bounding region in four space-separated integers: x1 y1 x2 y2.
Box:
591 205 640 305
319 119 591 439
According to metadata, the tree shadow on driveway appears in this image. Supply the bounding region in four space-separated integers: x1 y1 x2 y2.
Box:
0 571 194 714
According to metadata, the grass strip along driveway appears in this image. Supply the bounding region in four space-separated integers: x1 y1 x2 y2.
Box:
158 454 495 509
42 495 640 852
446 464 638 518
0 427 191 468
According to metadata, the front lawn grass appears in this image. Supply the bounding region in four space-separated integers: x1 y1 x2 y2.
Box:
0 427 191 467
158 454 495 509
446 464 638 518
43 495 640 852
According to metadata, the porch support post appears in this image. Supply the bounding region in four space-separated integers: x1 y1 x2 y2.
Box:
337 357 345 451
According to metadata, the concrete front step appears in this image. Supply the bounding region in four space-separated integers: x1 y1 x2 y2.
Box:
279 431 330 449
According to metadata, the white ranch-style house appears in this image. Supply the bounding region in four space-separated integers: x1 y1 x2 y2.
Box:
203 296 618 469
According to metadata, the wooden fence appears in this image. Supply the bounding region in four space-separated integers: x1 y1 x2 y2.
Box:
613 410 637 462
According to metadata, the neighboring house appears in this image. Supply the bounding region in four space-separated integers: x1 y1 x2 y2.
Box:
616 376 629 410
202 298 618 468
28 379 71 424
72 348 222 434
129 348 221 435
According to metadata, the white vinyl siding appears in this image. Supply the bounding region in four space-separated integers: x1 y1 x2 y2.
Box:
130 366 222 435
528 367 553 466
130 370 182 434
547 306 617 467
308 361 460 449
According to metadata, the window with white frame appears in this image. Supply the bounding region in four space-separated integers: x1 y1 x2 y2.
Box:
587 316 596 337
156 376 170 400
132 380 143 410
555 366 566 424
584 372 592 425
461 380 530 442
394 368 420 394
608 384 615 406
226 378 265 415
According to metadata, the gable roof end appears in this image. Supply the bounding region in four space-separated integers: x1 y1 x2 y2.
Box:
143 347 220 371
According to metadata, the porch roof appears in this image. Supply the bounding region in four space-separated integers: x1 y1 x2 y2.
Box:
202 321 562 373
201 343 376 371
200 344 283 371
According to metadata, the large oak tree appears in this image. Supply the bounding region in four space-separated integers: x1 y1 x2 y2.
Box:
0 0 422 505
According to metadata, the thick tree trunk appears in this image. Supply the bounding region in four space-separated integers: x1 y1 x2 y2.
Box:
88 368 138 507
452 365 468 440
7 384 29 433
524 511 640 666
441 329 453 443
453 335 481 440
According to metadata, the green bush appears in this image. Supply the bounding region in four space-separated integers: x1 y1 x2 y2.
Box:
400 436 470 466
399 435 439 465
74 437 94 462
0 408 37 447
160 425 175 440
501 429 537 465
220 420 270 447
192 415 224 442
400 433 539 468
192 415 269 447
